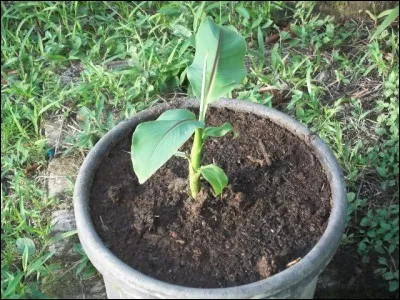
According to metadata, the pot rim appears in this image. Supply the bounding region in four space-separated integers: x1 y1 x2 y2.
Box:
73 98 347 298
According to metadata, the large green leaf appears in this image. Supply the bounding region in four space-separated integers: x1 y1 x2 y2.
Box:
187 17 246 114
200 164 228 196
132 109 204 184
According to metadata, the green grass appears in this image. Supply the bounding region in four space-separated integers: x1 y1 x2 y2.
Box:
1 1 399 298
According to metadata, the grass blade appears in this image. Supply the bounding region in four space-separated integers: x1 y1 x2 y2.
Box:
371 6 399 40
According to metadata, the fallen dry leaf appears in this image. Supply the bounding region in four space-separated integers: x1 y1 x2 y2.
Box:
351 88 370 99
286 257 301 267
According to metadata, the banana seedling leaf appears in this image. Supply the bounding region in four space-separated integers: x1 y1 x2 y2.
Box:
203 122 237 139
156 109 196 121
188 17 246 118
132 109 204 184
200 164 228 196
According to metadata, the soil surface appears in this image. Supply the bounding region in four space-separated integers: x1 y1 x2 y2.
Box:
90 107 331 288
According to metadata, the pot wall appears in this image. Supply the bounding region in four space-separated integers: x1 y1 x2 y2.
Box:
73 98 347 299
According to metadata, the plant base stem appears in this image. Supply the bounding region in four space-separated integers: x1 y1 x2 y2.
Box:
189 166 200 198
189 128 203 198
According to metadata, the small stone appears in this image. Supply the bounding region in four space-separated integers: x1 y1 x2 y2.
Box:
59 63 83 85
51 209 76 233
49 209 77 258
43 118 64 148
49 240 68 258
47 157 81 198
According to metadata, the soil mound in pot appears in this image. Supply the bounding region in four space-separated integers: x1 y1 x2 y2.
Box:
90 107 331 288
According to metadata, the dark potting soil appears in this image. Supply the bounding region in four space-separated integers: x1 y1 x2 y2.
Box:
90 107 331 288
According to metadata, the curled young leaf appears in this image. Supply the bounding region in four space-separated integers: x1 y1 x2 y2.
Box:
203 122 237 140
200 164 228 196
188 17 246 113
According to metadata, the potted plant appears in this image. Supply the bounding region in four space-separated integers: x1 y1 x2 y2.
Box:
74 17 346 299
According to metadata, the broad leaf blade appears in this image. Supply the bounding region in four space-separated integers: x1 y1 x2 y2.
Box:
200 164 228 196
203 122 236 139
16 238 36 257
132 119 204 183
188 17 246 105
389 281 399 292
157 109 196 121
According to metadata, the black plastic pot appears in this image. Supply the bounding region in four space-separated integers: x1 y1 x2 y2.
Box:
73 98 347 299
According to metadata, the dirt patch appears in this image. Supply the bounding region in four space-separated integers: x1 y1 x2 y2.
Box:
315 246 399 299
89 107 331 288
43 267 106 299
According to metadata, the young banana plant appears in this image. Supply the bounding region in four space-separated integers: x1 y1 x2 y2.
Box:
131 17 246 199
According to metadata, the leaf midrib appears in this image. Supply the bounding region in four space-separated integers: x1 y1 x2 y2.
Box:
204 27 222 106
146 119 199 164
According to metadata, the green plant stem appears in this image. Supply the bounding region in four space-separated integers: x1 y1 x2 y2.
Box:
190 54 207 198
189 127 203 198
